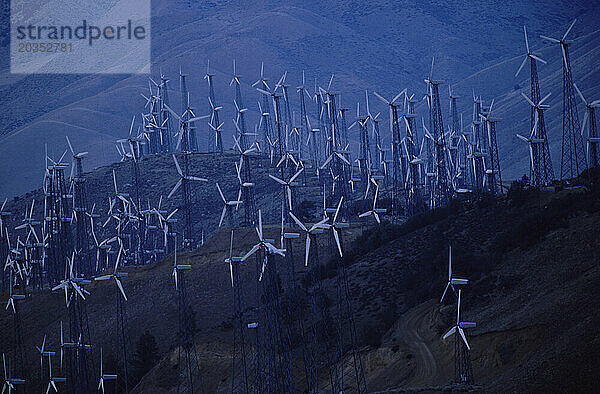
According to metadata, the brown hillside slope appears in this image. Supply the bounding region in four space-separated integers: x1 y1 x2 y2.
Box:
134 186 600 392
3 182 599 392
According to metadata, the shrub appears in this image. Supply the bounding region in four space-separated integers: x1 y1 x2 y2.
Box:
296 200 317 221
507 177 535 207
131 330 160 385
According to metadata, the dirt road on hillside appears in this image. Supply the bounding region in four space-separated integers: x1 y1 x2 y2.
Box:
392 299 447 388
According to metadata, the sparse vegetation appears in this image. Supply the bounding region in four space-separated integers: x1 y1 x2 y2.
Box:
131 330 160 386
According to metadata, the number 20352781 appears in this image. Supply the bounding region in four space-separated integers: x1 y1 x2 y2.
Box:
17 42 73 53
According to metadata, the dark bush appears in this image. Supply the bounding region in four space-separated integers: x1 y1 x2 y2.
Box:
507 177 536 207
131 330 160 385
296 200 317 221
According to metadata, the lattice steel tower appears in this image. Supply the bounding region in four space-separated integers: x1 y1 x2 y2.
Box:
541 21 587 179
205 62 224 155
574 84 600 169
44 157 73 285
426 74 451 207
517 26 554 186
232 61 257 226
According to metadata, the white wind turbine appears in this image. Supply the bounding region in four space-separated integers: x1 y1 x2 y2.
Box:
36 335 56 375
234 159 256 194
44 352 66 394
98 348 118 394
157 208 178 249
241 210 285 281
216 183 242 228
207 98 225 149
2 354 25 393
373 89 407 127
289 212 330 267
225 230 244 287
230 59 241 87
5 273 25 314
359 180 386 224
59 321 76 370
94 241 128 301
163 104 209 151
14 200 40 244
574 83 600 166
276 150 300 170
90 219 115 273
167 154 208 199
515 25 547 78
0 198 11 235
320 150 351 171
440 245 469 303
52 252 90 307
172 239 191 290
540 19 577 69
328 196 347 257
268 168 304 211
252 62 270 90
515 93 551 172
442 289 476 350
65 135 88 178
115 142 132 162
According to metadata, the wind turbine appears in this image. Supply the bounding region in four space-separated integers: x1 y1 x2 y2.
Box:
163 104 209 152
442 289 476 350
4 271 25 314
328 196 346 257
52 252 90 307
167 154 208 199
252 62 270 91
241 210 285 281
44 352 66 394
117 116 146 161
540 18 576 67
516 112 541 174
14 200 39 243
36 335 56 375
516 92 552 185
574 83 600 168
541 19 588 179
359 180 386 224
157 208 178 252
230 59 241 87
268 167 304 211
2 354 25 393
59 321 76 370
440 245 469 303
225 229 244 287
374 88 408 215
216 183 242 228
0 198 11 236
98 348 118 394
65 136 88 179
95 239 130 392
289 212 330 266
94 241 128 301
320 150 351 170
172 240 191 290
515 26 547 78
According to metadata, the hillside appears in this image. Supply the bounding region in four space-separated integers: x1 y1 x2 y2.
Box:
3 165 599 392
0 151 327 249
1 0 600 198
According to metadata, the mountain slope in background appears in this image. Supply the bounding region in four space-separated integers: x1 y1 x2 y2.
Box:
1 0 600 198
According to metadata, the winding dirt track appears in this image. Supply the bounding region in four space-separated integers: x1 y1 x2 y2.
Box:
394 299 444 388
